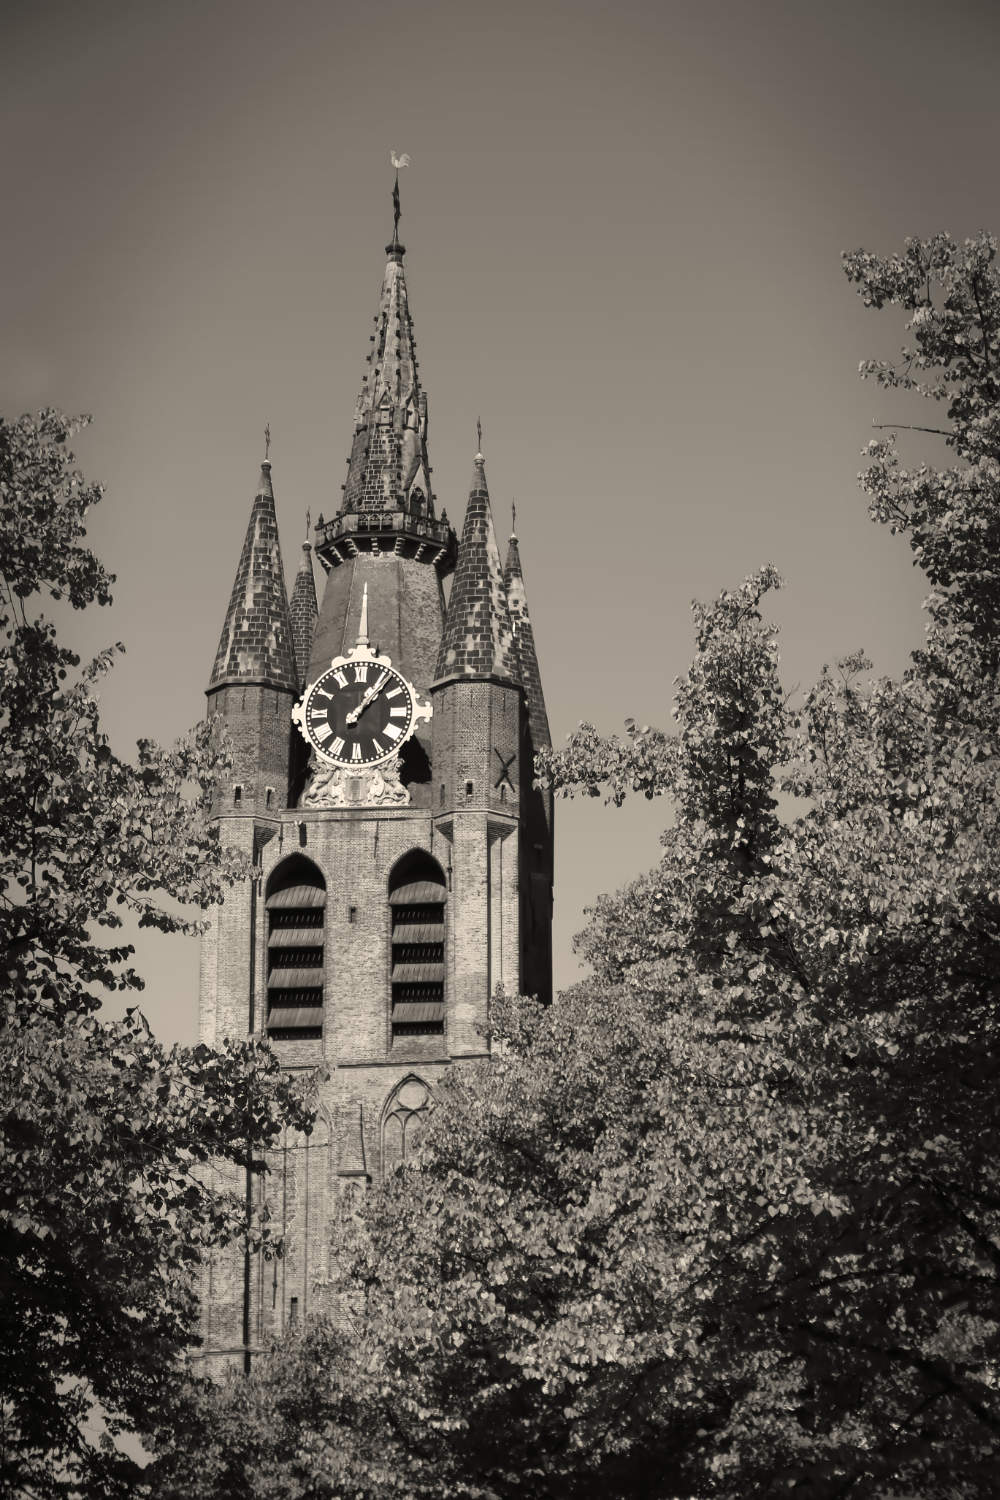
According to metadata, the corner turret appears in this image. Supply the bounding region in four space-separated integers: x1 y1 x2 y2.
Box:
289 512 318 690
504 520 554 1003
435 453 517 683
432 448 524 1039
206 455 297 812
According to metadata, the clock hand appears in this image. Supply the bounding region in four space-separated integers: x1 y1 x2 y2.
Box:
345 670 389 725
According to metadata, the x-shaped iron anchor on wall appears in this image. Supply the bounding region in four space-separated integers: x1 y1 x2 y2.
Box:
493 748 516 791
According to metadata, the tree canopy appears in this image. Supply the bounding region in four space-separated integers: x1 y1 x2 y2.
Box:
0 412 314 1499
151 234 1000 1497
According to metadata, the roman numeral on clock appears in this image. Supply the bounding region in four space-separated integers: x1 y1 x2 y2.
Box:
354 664 369 683
332 670 349 689
384 723 402 741
351 743 363 762
314 723 332 742
370 738 387 757
330 736 345 756
385 686 402 699
389 706 407 718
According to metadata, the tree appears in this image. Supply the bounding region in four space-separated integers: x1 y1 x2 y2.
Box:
149 235 1000 1498
0 412 314 1499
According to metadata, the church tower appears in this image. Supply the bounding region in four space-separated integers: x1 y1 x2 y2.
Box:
197 178 553 1367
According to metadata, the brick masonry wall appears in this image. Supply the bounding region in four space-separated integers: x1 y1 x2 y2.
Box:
199 656 550 1367
207 682 297 813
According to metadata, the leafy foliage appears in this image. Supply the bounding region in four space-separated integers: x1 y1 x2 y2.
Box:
0 412 313 1498
150 235 1000 1497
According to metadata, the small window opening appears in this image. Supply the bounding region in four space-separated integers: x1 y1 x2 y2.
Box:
298 822 307 847
465 781 474 798
233 785 243 807
348 904 357 924
439 783 446 806
289 1296 299 1325
265 786 274 810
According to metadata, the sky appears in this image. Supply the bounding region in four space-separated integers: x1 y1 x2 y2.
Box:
3 0 999 1045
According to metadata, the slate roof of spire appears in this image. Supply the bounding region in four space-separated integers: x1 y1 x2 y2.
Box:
208 461 297 692
435 454 517 682
289 530 318 689
505 531 551 749
339 204 436 521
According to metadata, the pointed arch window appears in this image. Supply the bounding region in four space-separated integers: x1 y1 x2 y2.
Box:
266 856 325 1041
382 1076 432 1174
389 853 445 1039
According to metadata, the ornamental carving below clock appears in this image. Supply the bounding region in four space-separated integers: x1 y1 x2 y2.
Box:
292 586 431 807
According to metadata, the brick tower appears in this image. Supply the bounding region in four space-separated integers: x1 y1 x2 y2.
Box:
197 180 553 1366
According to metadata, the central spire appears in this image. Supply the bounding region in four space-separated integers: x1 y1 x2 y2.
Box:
336 168 436 523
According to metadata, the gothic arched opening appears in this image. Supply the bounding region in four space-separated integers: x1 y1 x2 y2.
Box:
388 852 445 1040
381 1075 432 1175
265 855 325 1041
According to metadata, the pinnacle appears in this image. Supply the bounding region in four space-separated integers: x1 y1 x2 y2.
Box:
505 530 551 750
435 453 517 683
289 526 318 691
208 461 298 693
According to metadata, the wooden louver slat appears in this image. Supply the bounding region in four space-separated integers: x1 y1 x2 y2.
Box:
266 884 326 910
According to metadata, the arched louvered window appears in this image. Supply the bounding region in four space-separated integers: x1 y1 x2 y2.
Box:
266 856 325 1041
389 852 446 1039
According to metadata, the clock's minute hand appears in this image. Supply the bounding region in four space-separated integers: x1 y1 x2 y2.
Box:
345 670 389 725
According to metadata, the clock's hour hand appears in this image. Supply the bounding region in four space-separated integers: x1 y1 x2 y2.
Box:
345 670 389 725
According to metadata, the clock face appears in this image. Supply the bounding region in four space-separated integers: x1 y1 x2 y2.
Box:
299 659 417 767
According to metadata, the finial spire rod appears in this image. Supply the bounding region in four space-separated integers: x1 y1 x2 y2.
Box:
476 415 483 457
511 498 517 537
357 582 369 648
388 151 410 252
264 423 271 462
304 507 311 545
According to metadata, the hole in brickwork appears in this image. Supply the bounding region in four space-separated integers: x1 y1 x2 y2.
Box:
265 787 274 809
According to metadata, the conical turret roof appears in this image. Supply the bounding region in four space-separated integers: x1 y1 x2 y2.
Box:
208 460 297 692
289 520 318 689
505 530 551 749
435 454 517 682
